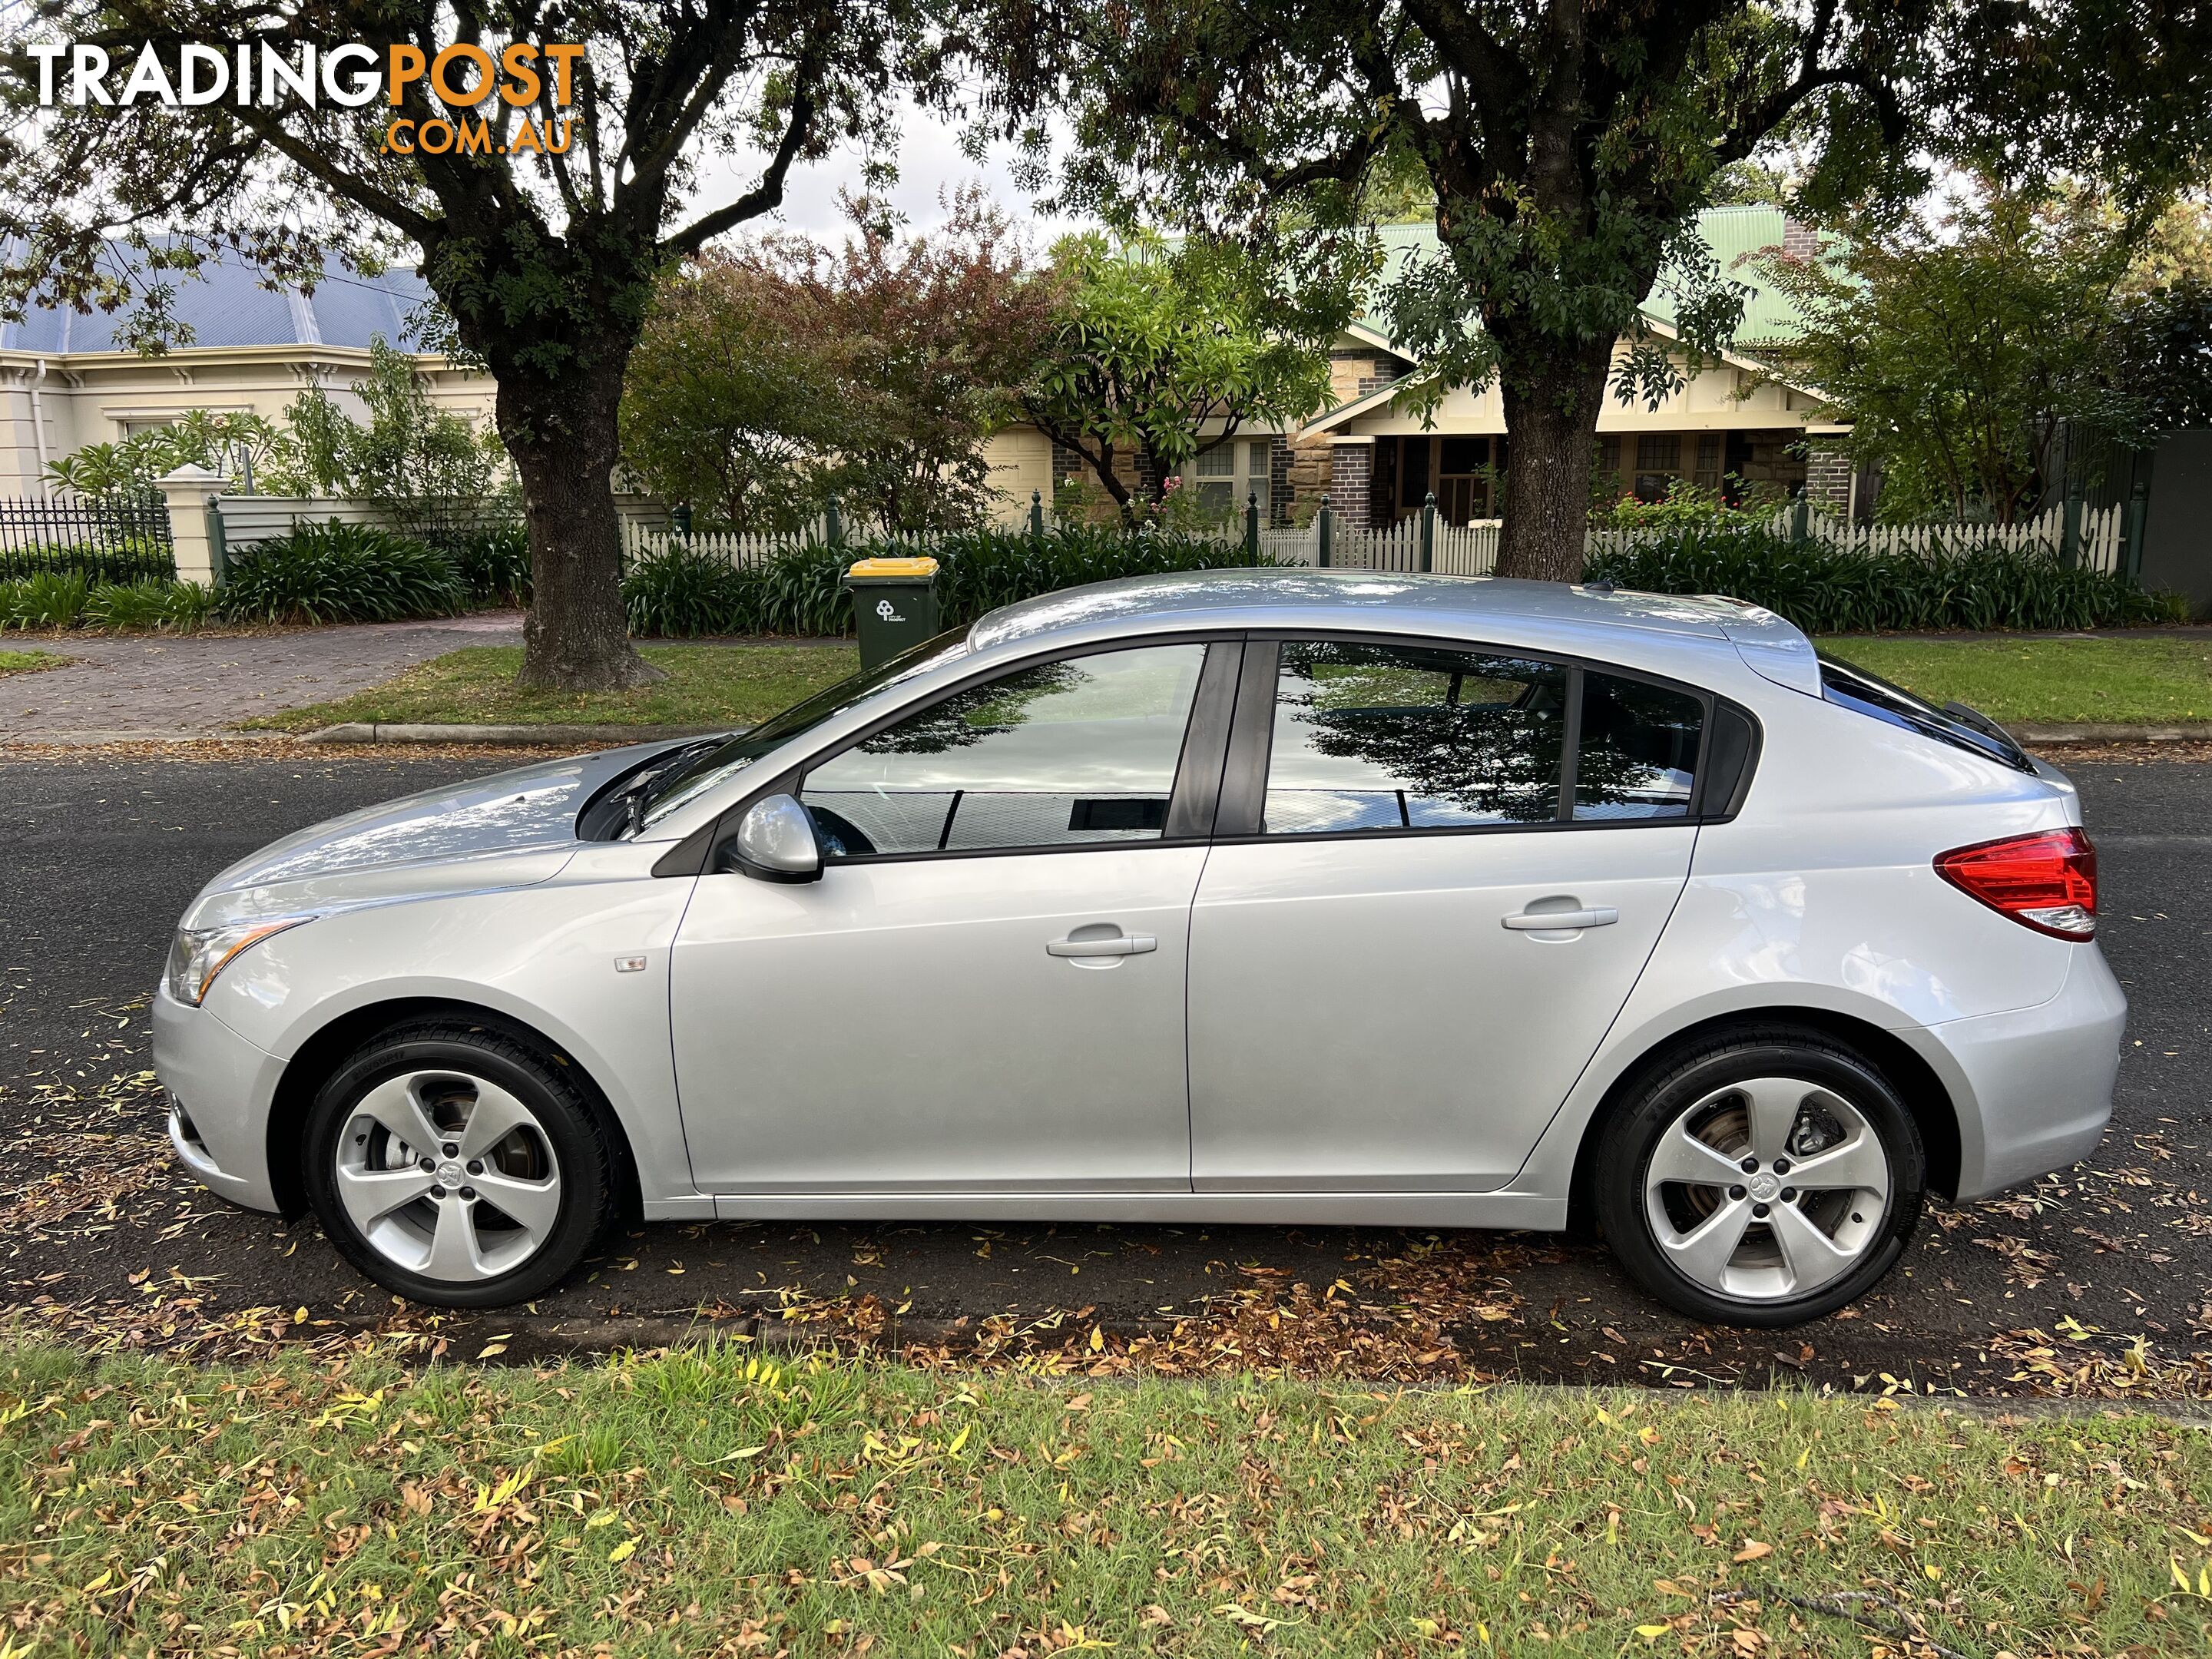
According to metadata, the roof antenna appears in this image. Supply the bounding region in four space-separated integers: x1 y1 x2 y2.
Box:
1584 578 1615 595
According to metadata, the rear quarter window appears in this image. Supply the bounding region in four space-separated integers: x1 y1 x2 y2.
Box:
1817 652 2033 773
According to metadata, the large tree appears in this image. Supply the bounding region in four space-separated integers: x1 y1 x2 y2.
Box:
2 1 942 686
1018 230 1362 521
999 0 2212 580
1762 185 2134 522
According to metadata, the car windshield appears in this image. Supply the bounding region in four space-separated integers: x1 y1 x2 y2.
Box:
637 628 973 830
1816 650 2032 773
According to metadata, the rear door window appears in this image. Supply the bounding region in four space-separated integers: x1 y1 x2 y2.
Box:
1575 673 1705 820
1259 640 1568 832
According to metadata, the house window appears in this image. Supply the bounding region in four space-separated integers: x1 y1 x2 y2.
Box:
1695 433 1723 489
1437 436 1493 523
1633 433 1684 503
1190 438 1271 521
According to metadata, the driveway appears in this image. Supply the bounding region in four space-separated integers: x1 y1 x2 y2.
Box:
0 612 523 743
2 747 2207 1396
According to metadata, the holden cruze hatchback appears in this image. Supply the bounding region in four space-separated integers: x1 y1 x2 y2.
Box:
153 572 2124 1326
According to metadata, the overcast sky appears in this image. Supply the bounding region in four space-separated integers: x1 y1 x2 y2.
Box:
688 98 1088 248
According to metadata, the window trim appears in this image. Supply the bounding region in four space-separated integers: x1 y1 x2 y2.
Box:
1210 628 1757 844
764 632 1244 869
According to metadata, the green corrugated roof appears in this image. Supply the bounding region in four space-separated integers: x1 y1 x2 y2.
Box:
1359 206 1809 356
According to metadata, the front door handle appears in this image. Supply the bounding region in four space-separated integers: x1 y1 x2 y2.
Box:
1502 906 1619 932
1047 934 1158 957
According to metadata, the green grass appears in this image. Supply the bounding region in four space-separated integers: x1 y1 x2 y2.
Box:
247 642 861 731
1819 635 2212 726
0 647 64 677
1 1341 2205 1657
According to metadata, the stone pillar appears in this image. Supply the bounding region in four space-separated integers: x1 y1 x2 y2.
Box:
154 463 228 588
1803 440 1852 513
1326 438 1374 529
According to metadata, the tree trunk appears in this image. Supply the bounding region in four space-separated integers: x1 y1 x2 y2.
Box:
1492 336 1614 583
499 357 661 691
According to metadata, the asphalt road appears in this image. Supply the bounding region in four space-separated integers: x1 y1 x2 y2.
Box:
3 747 2207 1392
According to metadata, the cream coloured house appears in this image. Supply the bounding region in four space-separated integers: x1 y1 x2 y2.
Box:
0 245 495 498
982 207 1855 529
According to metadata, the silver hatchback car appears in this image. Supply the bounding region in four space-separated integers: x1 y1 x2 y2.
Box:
154 572 2124 1326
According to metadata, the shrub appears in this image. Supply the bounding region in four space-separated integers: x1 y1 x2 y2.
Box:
220 519 469 624
0 535 177 584
451 520 532 604
622 525 1254 638
86 578 216 631
1584 525 2181 633
0 571 91 629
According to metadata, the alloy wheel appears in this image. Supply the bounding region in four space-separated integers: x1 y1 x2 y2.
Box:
1641 1076 1891 1303
333 1069 563 1283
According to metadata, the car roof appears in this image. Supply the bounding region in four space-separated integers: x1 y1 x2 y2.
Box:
967 569 1820 694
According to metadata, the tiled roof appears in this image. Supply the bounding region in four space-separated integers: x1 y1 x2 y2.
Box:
1361 206 1810 357
0 239 438 355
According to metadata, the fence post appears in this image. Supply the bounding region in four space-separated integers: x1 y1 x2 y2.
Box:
1317 503 1333 568
672 502 694 539
2059 489 2082 569
1030 488 1045 543
154 463 227 587
1790 492 1810 541
202 500 229 587
2124 480 2150 580
1244 492 1261 565
1420 492 1436 573
825 493 844 548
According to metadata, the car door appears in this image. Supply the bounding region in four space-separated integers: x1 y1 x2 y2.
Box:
1187 636 1709 1192
671 637 1236 1194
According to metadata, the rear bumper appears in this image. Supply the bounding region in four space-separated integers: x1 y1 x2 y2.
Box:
151 988 285 1213
1913 945 2125 1201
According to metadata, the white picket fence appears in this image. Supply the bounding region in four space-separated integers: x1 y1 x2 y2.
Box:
624 499 2126 578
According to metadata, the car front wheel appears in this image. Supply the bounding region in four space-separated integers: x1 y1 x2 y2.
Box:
1595 1028 1926 1327
304 1019 615 1308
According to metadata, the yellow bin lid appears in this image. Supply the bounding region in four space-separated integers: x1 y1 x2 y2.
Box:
845 555 939 578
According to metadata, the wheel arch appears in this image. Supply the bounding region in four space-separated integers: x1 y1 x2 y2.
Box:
264 997 644 1224
1565 1006 1963 1233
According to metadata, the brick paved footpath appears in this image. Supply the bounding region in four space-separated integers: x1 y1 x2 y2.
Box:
1 613 524 745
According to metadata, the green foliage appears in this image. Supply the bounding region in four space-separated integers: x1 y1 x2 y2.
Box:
0 536 177 584
1019 232 1358 521
218 520 469 624
450 521 533 604
1760 187 2135 522
624 525 1260 638
1593 478 1788 530
1587 525 2179 633
2104 280 2212 439
45 408 309 501
287 340 513 546
0 572 214 632
624 193 1055 536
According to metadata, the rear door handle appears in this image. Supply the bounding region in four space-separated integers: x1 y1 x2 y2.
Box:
1502 906 1618 932
1047 934 1157 957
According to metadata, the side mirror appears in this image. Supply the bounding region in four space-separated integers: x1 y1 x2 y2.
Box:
720 793 823 883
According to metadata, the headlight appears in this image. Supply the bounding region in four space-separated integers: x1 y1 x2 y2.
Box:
164 917 311 1005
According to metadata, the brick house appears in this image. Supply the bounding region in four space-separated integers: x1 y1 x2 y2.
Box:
984 207 1853 530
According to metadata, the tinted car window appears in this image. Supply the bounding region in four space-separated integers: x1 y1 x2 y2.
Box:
1818 651 2032 772
800 644 1207 856
1575 673 1704 820
1260 641 1566 833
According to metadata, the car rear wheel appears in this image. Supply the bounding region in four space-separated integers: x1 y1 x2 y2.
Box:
304 1020 615 1308
1595 1029 1926 1327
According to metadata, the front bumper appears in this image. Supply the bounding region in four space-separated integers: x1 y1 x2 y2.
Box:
151 988 285 1213
1919 944 2126 1201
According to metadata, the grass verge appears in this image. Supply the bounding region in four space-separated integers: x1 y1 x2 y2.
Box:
2 1340 2206 1657
246 641 860 731
1820 636 2212 726
0 647 65 677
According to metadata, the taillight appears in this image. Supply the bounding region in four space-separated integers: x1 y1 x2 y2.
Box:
1934 828 2097 939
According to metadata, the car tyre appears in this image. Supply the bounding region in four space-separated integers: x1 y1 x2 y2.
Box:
303 1018 617 1309
1595 1027 1926 1328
